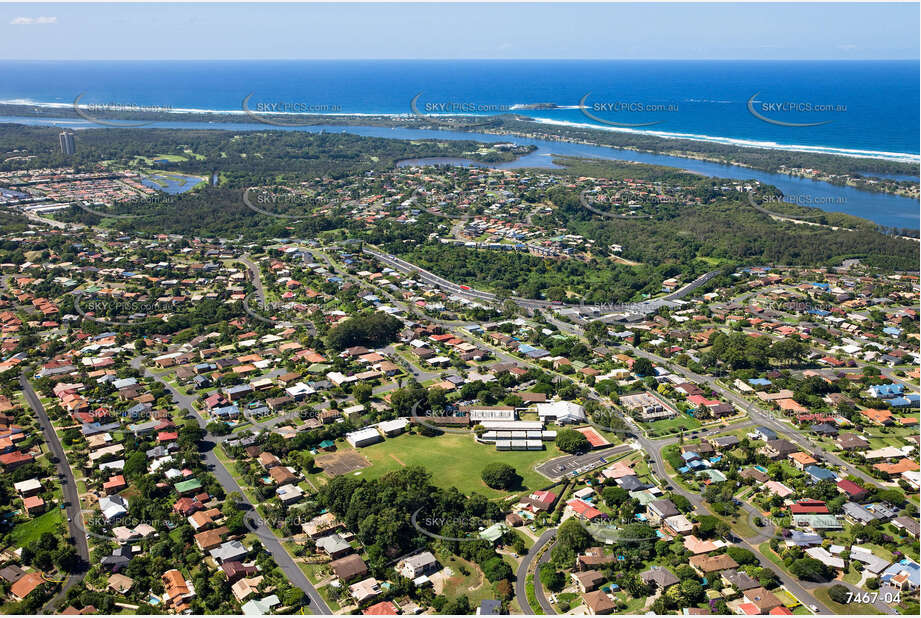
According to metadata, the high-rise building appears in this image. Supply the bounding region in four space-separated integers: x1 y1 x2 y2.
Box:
59 131 76 155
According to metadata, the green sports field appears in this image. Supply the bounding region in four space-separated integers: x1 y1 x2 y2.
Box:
347 431 560 499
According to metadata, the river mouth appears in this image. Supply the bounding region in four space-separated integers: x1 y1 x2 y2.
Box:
2 115 917 229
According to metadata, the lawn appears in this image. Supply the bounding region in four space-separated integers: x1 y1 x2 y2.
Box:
525 574 544 615
758 542 786 570
642 414 701 436
436 552 494 605
8 509 64 547
609 591 647 613
813 586 880 615
353 432 560 499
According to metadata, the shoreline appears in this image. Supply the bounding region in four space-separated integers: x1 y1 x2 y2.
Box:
2 100 919 166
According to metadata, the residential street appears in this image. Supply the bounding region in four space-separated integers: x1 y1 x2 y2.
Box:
515 529 556 615
130 358 332 614
20 373 90 614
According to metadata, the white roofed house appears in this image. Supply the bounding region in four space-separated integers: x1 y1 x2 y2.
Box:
210 540 248 564
348 577 381 603
276 484 303 504
98 494 128 522
399 551 439 579
663 514 695 536
536 400 586 424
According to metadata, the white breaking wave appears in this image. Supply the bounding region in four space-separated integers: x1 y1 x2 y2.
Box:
2 97 917 163
526 116 920 164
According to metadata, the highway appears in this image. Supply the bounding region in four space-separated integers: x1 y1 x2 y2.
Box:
362 245 719 319
359 246 902 615
20 374 90 614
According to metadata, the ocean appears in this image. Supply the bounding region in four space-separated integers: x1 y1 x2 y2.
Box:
1 59 919 160
0 60 919 229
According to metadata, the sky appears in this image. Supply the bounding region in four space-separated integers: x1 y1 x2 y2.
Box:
1 2 919 60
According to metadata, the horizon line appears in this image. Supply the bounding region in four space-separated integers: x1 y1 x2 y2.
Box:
2 57 919 62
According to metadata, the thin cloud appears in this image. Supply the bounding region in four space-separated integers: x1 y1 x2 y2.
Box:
10 17 58 25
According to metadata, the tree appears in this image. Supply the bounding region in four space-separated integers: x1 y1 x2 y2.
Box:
353 383 372 404
326 311 401 350
480 463 520 490
124 451 148 479
282 587 305 607
668 493 692 513
633 357 654 377
872 488 906 507
789 557 832 582
556 429 590 454
551 519 593 566
482 556 513 582
602 486 629 508
727 546 758 566
828 584 850 604
540 567 566 592
680 579 704 604
696 515 728 539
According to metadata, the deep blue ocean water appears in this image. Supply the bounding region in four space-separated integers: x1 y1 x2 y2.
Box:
0 60 918 229
1 60 918 159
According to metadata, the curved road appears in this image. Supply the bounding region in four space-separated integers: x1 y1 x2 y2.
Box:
533 538 558 615
515 529 556 615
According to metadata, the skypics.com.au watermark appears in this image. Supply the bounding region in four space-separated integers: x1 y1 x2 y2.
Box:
242 291 315 329
73 293 174 326
410 93 509 129
747 92 846 127
242 93 342 127
762 194 847 208
242 186 317 219
73 93 172 127
579 93 678 127
577 518 659 544
410 508 506 543
78 512 186 543
579 189 653 220
74 192 178 220
746 191 849 221
408 400 474 436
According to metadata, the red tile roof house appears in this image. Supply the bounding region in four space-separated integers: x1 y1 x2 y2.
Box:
789 499 829 515
157 431 179 443
23 495 45 515
103 475 127 495
836 479 868 501
526 490 557 512
0 450 34 470
567 499 607 521
362 601 398 615
10 571 45 601
173 496 204 516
